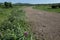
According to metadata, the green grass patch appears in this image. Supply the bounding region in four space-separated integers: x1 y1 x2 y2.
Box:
33 5 60 13
0 6 34 40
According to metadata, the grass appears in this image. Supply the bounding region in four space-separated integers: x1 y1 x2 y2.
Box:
0 6 24 24
33 5 60 13
0 6 34 40
0 8 12 23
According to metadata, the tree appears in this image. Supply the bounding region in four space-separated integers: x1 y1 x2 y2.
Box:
58 5 60 8
51 5 57 9
9 2 13 7
4 2 9 8
4 2 13 8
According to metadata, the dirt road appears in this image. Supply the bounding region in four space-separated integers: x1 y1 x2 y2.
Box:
24 7 60 40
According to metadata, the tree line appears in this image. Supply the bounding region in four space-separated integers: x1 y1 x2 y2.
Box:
4 2 13 8
0 2 13 8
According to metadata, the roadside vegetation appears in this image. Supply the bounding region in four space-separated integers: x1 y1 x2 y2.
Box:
0 2 34 40
33 4 60 13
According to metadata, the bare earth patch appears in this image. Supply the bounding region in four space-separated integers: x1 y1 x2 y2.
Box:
24 7 60 40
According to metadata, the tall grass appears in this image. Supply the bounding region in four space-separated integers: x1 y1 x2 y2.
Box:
0 7 34 40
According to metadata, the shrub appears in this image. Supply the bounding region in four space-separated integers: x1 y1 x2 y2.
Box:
4 2 13 8
58 5 60 8
4 2 8 8
9 2 13 7
51 5 57 8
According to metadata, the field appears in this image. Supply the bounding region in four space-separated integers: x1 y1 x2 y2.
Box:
0 3 60 40
33 5 60 13
0 6 34 40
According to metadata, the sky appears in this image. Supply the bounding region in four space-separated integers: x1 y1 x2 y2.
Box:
0 0 60 4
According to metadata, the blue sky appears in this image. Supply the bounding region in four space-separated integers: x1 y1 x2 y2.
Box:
0 0 60 4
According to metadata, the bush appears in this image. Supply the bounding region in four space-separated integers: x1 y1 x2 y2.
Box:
9 2 13 7
58 5 60 8
51 5 57 8
4 2 8 8
4 2 13 8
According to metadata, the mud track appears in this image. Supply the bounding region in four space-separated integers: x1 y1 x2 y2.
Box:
24 7 60 40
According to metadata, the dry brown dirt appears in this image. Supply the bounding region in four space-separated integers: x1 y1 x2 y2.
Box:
24 7 60 40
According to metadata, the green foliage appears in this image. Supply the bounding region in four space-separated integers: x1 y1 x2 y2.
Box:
34 5 60 13
51 5 57 8
4 2 9 8
51 4 60 9
4 2 13 8
9 2 13 7
0 8 33 40
8 15 15 22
